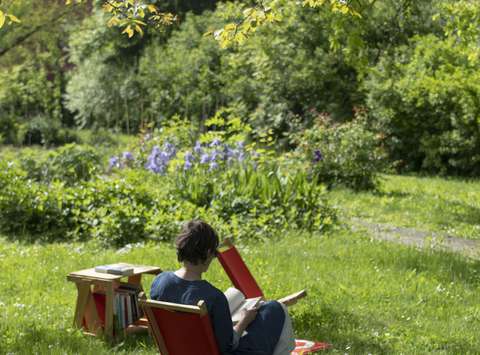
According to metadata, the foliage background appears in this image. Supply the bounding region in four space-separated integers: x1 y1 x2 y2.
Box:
1 0 479 176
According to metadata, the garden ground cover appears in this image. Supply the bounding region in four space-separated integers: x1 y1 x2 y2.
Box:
330 175 480 240
1 226 479 354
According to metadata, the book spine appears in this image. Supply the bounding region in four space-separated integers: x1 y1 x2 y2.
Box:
120 294 126 329
122 294 128 328
127 294 132 326
115 294 121 331
130 293 137 322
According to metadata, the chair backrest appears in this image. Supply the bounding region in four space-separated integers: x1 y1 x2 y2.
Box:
217 238 264 299
139 298 220 355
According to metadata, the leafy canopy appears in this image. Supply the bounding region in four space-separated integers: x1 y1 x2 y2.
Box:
0 0 361 44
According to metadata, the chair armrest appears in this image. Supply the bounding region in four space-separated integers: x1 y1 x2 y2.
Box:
277 289 307 307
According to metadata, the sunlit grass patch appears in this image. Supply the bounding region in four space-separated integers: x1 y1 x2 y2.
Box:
330 174 480 239
1 227 479 353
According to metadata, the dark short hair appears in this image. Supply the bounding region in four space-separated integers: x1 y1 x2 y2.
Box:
175 220 219 265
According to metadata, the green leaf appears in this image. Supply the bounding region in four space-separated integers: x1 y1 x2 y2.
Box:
0 11 6 28
7 14 20 23
122 25 134 38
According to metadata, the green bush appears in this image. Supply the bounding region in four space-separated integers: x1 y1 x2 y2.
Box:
19 144 101 185
82 176 156 247
0 163 73 242
16 116 80 147
366 34 480 175
84 129 119 147
47 144 101 185
0 116 338 246
0 167 155 245
0 114 19 144
138 3 360 137
292 114 386 190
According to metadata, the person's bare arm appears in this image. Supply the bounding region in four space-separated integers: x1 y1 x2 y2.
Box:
233 307 258 335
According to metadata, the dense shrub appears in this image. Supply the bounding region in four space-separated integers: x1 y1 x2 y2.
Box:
0 166 156 245
292 114 386 190
0 115 19 144
0 163 72 242
17 116 80 147
0 134 337 246
366 34 480 175
47 144 101 184
83 129 120 147
81 175 156 246
138 3 361 137
65 11 148 132
139 11 225 124
0 62 62 122
19 144 101 185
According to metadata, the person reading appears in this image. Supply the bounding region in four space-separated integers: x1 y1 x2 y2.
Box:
150 220 295 355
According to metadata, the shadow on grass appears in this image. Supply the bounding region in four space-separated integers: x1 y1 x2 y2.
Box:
377 244 480 286
436 197 480 227
292 303 393 354
371 190 411 199
11 326 156 354
359 186 480 233
433 338 480 354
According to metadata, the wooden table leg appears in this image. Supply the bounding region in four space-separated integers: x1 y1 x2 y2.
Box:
104 282 115 339
73 281 91 329
128 274 142 286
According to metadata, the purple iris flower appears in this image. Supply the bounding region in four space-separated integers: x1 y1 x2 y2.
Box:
109 156 120 169
226 147 236 160
164 141 174 151
163 142 177 159
151 145 161 155
146 161 161 173
159 151 170 164
123 151 134 160
210 150 220 161
209 161 218 171
184 151 194 171
184 151 194 162
194 141 203 155
313 150 323 163
200 154 210 164
145 144 177 174
237 151 245 162
184 160 193 171
210 138 221 148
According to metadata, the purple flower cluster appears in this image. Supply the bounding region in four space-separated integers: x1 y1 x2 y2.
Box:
109 156 121 170
183 139 246 172
145 142 177 174
109 151 135 170
184 151 194 171
123 151 134 161
313 149 323 163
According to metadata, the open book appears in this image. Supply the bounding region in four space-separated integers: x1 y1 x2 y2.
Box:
224 287 263 324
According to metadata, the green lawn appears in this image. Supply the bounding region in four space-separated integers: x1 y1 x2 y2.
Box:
1 227 479 354
330 175 480 239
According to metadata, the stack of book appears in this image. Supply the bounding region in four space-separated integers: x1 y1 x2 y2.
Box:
114 284 143 331
95 263 135 276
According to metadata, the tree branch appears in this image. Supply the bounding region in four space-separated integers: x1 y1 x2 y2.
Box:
0 7 76 58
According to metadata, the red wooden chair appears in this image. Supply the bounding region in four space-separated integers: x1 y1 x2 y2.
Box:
140 239 331 354
217 238 307 305
216 238 332 352
140 295 331 355
139 297 220 355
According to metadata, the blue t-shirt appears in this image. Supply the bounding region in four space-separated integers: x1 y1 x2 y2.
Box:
150 271 285 355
